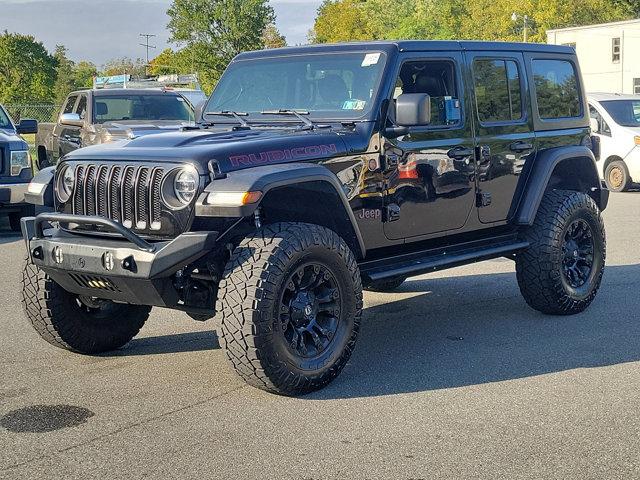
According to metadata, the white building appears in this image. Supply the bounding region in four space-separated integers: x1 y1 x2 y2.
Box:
547 19 640 95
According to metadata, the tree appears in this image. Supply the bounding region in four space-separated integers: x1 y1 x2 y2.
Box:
310 0 373 44
0 31 56 104
101 57 146 77
73 61 98 89
167 0 275 91
53 45 76 104
262 23 286 49
310 0 633 45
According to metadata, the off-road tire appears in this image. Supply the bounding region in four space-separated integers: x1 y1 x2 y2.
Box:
21 257 150 353
604 160 630 192
365 276 406 292
218 222 362 396
516 190 605 315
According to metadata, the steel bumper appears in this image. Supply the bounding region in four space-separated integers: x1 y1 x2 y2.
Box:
22 213 218 307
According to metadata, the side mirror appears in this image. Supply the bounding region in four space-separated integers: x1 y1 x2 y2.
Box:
16 118 38 135
589 117 599 133
395 93 431 127
60 113 83 127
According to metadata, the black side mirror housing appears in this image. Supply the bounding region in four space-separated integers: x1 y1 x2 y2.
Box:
395 93 431 127
16 118 38 135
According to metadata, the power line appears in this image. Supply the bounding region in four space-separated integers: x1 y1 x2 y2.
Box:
139 33 156 74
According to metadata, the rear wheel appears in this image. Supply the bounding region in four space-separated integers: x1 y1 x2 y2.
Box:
21 257 150 353
218 222 362 396
604 160 630 192
516 190 605 315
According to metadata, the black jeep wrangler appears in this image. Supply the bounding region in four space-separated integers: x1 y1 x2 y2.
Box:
20 41 607 395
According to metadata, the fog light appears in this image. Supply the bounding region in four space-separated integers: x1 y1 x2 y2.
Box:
102 251 115 271
52 246 64 264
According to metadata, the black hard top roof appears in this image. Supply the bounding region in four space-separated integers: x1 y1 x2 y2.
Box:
69 88 183 97
236 40 573 60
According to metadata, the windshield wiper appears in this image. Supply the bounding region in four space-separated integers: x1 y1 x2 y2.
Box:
261 109 316 130
203 110 250 129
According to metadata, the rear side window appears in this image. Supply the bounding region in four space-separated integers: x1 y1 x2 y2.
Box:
473 59 523 123
63 95 78 114
532 59 581 119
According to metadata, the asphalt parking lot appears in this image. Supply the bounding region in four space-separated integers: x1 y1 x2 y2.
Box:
1 193 639 480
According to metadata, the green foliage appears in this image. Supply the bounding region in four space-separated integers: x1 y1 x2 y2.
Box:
0 31 56 104
101 57 147 77
74 61 98 89
310 0 634 44
167 0 275 92
262 23 287 49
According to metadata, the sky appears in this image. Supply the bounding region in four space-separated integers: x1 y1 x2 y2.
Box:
0 0 323 66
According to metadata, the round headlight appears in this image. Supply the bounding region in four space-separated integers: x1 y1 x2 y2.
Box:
173 167 198 205
56 166 75 203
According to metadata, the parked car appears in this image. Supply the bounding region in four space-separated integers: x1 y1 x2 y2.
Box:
36 88 196 166
588 93 640 192
21 41 606 396
0 104 37 231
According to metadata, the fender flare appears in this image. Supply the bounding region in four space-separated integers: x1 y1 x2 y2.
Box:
515 146 608 226
24 166 56 207
195 162 366 257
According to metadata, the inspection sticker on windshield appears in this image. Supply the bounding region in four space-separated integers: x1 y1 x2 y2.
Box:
361 53 381 67
343 100 366 110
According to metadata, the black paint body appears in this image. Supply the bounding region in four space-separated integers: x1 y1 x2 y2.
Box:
25 41 607 310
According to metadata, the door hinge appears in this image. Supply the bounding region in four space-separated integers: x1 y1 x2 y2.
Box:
476 192 492 207
385 203 401 222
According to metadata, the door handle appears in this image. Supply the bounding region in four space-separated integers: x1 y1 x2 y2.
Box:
510 141 534 152
447 146 474 160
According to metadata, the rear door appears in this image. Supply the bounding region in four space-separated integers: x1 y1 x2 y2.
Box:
467 52 535 224
382 51 477 240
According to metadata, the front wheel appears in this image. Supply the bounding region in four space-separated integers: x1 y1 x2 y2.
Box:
21 258 150 353
218 223 362 396
516 190 605 315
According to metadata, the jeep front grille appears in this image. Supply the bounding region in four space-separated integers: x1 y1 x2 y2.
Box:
72 164 166 231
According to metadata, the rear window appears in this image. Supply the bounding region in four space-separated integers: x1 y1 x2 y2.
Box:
93 94 194 124
532 59 581 119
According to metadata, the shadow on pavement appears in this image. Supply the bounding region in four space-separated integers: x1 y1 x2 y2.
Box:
310 263 640 399
103 330 220 357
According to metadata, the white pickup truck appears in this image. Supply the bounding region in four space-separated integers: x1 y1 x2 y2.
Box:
588 93 640 192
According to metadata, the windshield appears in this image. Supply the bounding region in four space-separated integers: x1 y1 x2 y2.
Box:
600 100 640 127
0 106 13 129
93 94 194 124
206 52 387 121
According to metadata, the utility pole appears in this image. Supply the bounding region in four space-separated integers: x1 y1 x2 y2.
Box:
511 13 529 42
139 33 156 76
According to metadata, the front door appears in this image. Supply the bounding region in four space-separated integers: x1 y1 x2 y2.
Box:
468 52 536 224
383 52 476 240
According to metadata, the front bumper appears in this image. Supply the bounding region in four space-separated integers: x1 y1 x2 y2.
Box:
0 182 28 207
22 213 218 307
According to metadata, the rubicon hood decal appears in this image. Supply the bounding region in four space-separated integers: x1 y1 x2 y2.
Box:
229 144 339 167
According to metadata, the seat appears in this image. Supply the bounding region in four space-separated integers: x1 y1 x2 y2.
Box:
412 73 443 97
95 102 108 116
317 74 349 108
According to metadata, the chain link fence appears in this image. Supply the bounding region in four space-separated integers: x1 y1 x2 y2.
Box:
4 104 60 124
4 105 60 159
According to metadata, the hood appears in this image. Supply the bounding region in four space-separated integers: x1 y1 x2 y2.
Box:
96 120 195 140
65 123 373 174
0 127 28 150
